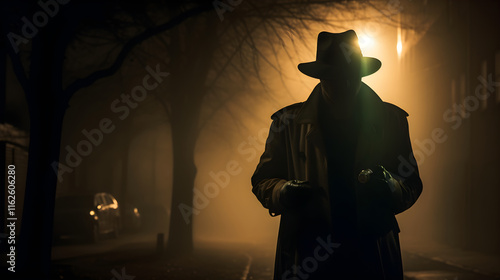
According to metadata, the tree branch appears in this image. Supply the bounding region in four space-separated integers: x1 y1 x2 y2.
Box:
63 3 213 98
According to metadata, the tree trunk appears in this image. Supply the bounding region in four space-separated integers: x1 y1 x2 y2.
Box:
17 19 67 279
166 100 200 255
165 15 217 256
17 109 65 279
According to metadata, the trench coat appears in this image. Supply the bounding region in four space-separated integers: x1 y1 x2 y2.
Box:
251 83 423 280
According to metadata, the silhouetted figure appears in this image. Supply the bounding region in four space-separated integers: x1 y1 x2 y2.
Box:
251 30 423 280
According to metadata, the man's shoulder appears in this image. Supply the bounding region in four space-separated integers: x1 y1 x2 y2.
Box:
383 102 409 117
271 102 304 120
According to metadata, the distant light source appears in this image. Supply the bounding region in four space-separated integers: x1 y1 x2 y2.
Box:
358 34 375 50
397 25 403 57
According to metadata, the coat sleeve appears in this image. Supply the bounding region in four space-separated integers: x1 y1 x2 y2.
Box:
251 116 290 217
386 111 423 215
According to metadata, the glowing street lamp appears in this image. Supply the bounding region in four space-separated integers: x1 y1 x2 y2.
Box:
397 40 403 56
397 26 403 57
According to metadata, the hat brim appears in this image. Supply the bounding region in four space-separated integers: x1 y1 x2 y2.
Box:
298 57 382 79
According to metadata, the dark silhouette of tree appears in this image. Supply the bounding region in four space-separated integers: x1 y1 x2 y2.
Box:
2 0 428 278
2 2 214 278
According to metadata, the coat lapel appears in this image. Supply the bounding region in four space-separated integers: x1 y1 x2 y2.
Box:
294 83 330 222
296 83 326 154
296 82 386 169
354 83 386 172
294 82 387 182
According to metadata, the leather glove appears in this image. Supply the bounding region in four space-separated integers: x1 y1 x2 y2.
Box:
358 165 402 209
278 180 313 210
372 165 398 192
356 165 401 235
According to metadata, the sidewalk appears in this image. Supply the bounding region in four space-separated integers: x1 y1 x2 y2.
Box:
51 240 255 280
401 237 500 279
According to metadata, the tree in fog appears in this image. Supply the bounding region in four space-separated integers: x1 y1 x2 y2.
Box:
2 0 428 277
97 0 406 257
112 0 415 257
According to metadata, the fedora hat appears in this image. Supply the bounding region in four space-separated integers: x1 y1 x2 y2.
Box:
298 30 381 79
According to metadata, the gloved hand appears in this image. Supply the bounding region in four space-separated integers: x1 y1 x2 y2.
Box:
278 180 314 210
358 165 401 207
356 165 401 235
372 165 399 192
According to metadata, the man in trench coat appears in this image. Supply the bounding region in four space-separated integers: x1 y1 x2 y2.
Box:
251 30 423 279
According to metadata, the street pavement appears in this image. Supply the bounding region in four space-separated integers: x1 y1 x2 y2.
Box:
40 233 500 279
402 251 499 280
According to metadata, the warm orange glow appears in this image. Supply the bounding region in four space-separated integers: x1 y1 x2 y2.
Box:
358 34 375 50
397 25 403 57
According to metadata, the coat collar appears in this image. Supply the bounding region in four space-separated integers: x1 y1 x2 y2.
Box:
295 82 387 172
295 83 322 124
296 82 385 125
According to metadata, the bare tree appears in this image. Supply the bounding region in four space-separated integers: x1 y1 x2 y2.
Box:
117 0 387 257
2 0 429 278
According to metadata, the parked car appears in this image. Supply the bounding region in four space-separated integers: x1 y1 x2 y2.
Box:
54 192 121 242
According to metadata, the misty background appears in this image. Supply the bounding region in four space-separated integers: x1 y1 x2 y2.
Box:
2 0 500 278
